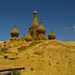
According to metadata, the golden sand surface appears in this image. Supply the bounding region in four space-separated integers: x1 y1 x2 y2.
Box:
0 40 75 75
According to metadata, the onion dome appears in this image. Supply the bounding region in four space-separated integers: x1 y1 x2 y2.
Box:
37 21 46 32
48 28 56 40
24 32 33 41
10 24 19 38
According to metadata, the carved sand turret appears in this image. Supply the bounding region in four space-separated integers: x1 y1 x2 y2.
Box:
24 32 33 41
37 21 47 40
48 28 56 40
10 23 19 40
29 10 38 40
31 10 38 27
37 21 46 32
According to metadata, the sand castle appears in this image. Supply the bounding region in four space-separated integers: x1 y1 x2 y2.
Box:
0 10 56 53
9 10 56 41
0 10 75 75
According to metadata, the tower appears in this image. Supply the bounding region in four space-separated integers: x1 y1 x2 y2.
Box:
48 28 56 40
10 23 19 40
29 10 38 40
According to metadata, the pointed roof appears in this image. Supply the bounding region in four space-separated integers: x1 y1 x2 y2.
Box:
48 28 56 40
37 21 46 32
10 23 19 37
31 10 38 27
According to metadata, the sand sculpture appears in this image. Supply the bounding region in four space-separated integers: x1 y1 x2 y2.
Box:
0 10 75 75
10 24 20 41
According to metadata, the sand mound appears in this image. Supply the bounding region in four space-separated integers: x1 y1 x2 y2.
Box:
0 40 75 75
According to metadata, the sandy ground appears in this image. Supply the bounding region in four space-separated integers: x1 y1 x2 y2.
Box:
0 40 75 75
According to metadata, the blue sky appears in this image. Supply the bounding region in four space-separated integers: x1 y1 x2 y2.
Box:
0 0 75 41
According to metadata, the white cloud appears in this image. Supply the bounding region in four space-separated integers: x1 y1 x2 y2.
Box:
73 25 75 29
62 26 71 32
63 27 68 30
62 25 75 32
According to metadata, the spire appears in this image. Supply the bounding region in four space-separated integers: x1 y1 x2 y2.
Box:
31 10 38 27
10 23 19 38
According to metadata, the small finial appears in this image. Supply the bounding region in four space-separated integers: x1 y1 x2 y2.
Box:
51 27 53 31
40 18 42 23
34 8 36 11
14 23 16 27
23 31 25 36
34 9 37 14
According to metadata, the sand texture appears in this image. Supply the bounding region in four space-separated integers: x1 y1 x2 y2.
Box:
0 40 75 75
